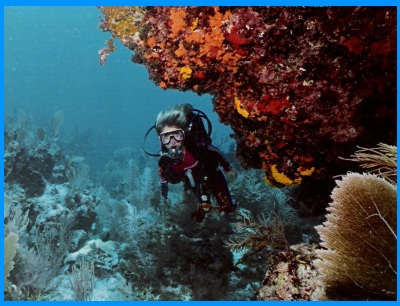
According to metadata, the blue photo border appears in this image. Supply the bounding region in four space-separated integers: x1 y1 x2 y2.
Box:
1 1 399 305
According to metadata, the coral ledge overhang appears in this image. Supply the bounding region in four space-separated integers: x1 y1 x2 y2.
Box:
98 6 397 189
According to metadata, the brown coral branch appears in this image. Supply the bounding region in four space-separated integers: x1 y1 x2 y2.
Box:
367 196 397 241
99 38 117 66
224 210 289 264
341 143 397 184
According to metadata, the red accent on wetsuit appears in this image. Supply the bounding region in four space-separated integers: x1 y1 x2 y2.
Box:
159 147 199 184
169 147 199 176
159 145 236 212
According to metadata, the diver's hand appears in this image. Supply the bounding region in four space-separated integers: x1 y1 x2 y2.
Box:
220 204 236 213
160 182 168 199
226 170 237 181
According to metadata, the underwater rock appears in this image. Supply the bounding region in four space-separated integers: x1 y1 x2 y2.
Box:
98 6 396 212
113 147 134 165
71 205 97 232
150 207 239 300
256 243 326 301
52 164 68 184
65 239 119 278
31 183 69 229
70 229 88 252
4 130 64 197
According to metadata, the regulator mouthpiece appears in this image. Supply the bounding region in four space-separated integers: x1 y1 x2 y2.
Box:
168 148 184 160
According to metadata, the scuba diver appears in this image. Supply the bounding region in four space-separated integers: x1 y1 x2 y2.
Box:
144 103 237 223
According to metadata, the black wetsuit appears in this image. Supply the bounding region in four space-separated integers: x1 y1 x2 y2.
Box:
158 144 236 212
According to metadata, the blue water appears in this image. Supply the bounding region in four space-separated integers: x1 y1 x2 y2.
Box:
4 6 233 176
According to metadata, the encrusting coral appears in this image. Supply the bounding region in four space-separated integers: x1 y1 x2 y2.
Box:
256 243 327 301
98 6 396 211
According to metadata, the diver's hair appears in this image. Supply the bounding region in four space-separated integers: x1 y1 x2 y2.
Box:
155 104 194 134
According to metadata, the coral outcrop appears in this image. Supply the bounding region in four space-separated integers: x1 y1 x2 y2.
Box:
98 6 396 198
4 129 64 197
256 243 326 300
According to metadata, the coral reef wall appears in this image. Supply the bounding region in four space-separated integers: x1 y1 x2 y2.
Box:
98 7 396 192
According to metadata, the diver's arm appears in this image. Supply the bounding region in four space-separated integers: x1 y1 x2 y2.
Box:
207 144 232 172
158 168 169 199
158 155 171 199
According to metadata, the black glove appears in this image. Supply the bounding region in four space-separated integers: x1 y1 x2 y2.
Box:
158 155 172 168
220 204 236 213
191 208 205 223
161 182 168 199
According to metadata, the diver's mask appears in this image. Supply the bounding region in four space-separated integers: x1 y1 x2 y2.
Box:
159 129 185 160
159 129 185 145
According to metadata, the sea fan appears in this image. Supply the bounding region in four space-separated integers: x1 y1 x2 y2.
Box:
315 172 397 300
